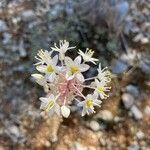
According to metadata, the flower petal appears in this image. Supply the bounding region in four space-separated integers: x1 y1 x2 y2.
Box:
39 97 48 102
48 73 56 82
52 55 58 65
74 55 82 64
61 41 69 53
36 65 47 73
76 73 85 82
82 107 87 116
64 57 74 66
31 74 43 80
79 64 90 72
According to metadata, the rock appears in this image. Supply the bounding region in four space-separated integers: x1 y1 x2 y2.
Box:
120 50 137 65
114 116 124 123
2 32 12 44
0 20 7 32
144 106 150 115
21 10 36 22
139 60 150 73
136 131 144 139
111 59 128 74
128 143 140 150
141 37 149 44
0 49 5 57
116 1 129 25
122 93 134 109
44 140 51 147
126 85 139 98
18 39 27 58
130 106 143 120
95 110 113 121
89 120 100 131
5 125 22 143
7 125 20 137
70 142 96 150
133 33 143 42
130 26 140 33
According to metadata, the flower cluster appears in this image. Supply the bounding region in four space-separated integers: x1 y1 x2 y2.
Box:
32 40 111 118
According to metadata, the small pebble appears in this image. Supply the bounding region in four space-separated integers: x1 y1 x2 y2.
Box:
130 105 143 120
133 34 143 42
136 131 144 140
128 143 140 150
122 93 134 109
96 110 113 121
0 20 7 32
7 125 20 138
141 37 149 44
21 10 36 22
111 59 128 74
45 140 51 147
18 39 27 58
70 142 96 150
89 120 100 131
144 106 150 115
126 85 139 98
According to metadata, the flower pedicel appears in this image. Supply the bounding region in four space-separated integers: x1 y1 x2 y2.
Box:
32 40 111 118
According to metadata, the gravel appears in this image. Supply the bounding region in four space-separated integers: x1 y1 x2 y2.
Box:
130 105 143 120
111 59 128 74
89 120 100 131
70 142 96 150
126 85 139 98
122 93 135 109
95 110 113 122
0 20 7 32
21 10 36 22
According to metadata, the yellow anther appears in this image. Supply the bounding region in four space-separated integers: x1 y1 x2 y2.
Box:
47 65 54 73
97 86 105 93
70 66 78 74
85 99 93 108
44 100 54 112
86 48 94 56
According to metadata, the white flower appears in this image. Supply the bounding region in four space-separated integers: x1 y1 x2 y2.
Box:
31 73 47 86
93 79 111 99
78 48 98 64
78 93 102 116
97 64 111 83
35 49 52 65
65 56 90 82
36 55 59 82
61 105 70 118
39 94 60 116
51 40 75 60
32 41 112 118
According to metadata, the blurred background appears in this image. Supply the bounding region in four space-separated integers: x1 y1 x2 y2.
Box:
0 0 149 149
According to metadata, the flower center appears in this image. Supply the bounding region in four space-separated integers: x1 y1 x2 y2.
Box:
47 65 54 73
70 66 78 74
44 100 54 112
97 86 105 93
85 99 93 108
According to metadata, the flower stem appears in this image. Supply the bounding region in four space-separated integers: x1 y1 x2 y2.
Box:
72 84 85 99
84 76 97 81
